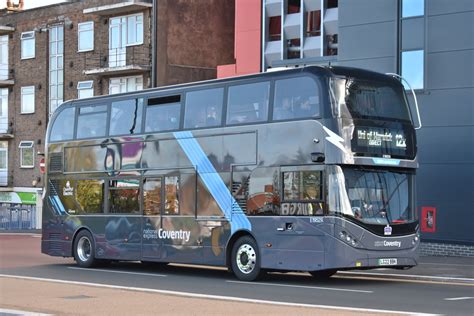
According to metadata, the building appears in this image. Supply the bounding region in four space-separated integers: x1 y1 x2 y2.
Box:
0 0 234 229
219 0 473 256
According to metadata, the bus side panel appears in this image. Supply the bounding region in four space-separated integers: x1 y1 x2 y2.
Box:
250 217 326 271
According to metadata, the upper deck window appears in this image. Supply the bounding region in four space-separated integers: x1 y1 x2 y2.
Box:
226 81 270 125
109 98 143 136
145 95 181 133
273 76 320 121
77 104 108 139
184 88 224 129
50 107 75 142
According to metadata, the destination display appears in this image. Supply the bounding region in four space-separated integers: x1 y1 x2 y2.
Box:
351 125 415 159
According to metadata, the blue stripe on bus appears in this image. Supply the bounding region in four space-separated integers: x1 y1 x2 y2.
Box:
49 195 66 215
174 131 251 233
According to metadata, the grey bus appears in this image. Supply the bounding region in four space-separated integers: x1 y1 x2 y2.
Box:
42 66 421 281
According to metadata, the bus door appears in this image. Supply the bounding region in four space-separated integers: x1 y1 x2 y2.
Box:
272 166 326 270
142 169 199 261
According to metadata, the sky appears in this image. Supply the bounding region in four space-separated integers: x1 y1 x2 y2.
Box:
1 0 67 10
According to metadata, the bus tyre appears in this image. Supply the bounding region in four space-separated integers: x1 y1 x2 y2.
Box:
309 269 337 279
73 230 97 268
231 236 263 281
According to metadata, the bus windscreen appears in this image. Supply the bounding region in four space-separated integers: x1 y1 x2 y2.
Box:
342 79 411 122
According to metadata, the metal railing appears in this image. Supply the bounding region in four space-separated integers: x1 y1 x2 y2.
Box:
82 46 151 71
0 204 36 230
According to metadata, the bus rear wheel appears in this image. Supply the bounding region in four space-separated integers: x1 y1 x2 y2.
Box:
309 269 337 279
231 236 263 281
73 230 97 268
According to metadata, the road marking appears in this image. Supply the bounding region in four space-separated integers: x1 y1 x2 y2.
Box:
0 233 41 237
226 280 373 293
68 267 167 277
444 297 474 301
420 262 474 267
0 274 439 316
335 275 474 287
338 271 474 283
0 308 51 316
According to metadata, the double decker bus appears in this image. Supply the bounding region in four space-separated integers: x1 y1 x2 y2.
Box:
42 66 421 281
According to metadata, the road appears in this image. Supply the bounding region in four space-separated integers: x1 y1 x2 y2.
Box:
1 234 473 315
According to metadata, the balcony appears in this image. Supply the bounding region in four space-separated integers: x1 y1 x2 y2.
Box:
83 1 152 16
0 25 15 36
82 47 151 76
0 123 13 139
0 68 14 88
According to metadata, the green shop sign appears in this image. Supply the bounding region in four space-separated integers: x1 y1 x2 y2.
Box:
0 192 37 205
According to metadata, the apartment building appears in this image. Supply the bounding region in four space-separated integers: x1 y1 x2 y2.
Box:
0 0 235 229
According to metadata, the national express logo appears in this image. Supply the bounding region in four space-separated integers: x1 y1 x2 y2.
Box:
63 181 74 196
374 240 402 248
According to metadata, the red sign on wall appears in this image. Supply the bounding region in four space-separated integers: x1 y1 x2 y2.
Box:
421 206 436 233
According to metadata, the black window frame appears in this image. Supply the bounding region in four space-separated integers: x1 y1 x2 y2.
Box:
75 103 110 140
106 177 141 215
143 93 183 134
183 86 225 130
271 74 323 123
280 166 325 203
225 80 272 126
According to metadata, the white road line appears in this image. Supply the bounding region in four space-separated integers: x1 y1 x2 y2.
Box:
419 262 474 267
338 271 474 282
444 297 474 301
226 280 373 293
0 274 439 316
68 266 167 277
0 308 51 316
0 233 41 237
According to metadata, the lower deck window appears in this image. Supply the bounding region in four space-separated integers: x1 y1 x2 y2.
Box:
283 171 323 201
108 179 139 214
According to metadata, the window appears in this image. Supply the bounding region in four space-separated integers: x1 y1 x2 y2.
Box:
0 141 7 170
21 31 35 59
0 35 8 80
76 105 108 139
49 26 64 114
283 171 323 201
145 96 181 132
401 50 424 90
78 21 94 52
109 98 143 136
19 141 34 168
226 81 270 125
109 76 143 94
21 86 35 114
50 107 75 142
109 179 140 214
273 76 320 121
74 180 104 214
0 88 8 133
184 88 224 129
0 141 7 186
164 176 179 215
144 178 162 216
77 81 93 99
402 0 424 18
110 13 143 47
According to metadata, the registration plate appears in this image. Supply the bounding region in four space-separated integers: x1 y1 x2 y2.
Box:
378 258 398 266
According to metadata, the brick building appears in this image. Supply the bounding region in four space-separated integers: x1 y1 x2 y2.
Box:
0 0 235 229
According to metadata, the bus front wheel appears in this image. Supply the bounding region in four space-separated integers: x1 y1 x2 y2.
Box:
231 236 263 281
73 230 97 268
